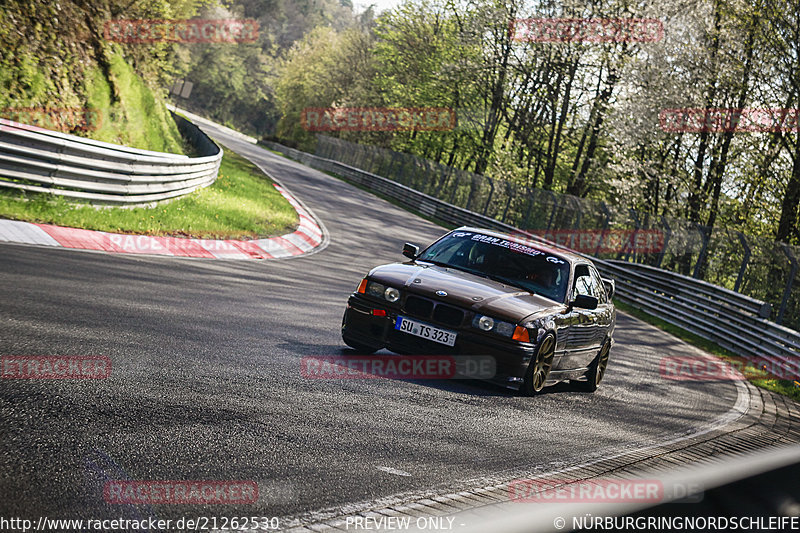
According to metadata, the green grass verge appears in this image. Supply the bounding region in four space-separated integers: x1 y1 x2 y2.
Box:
0 150 298 239
615 299 800 403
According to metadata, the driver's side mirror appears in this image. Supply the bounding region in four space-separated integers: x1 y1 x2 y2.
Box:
571 294 598 310
602 278 615 300
403 243 419 260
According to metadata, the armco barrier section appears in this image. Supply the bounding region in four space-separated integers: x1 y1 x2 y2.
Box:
598 260 800 380
0 112 221 205
264 140 800 381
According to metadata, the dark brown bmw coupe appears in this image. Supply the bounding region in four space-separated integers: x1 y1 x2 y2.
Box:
341 227 616 395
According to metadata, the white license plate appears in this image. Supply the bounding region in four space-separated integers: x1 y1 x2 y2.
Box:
395 316 457 346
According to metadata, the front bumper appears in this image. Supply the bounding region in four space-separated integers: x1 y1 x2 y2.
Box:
341 295 537 389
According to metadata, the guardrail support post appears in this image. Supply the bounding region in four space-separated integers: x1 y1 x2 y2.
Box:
522 188 536 230
546 194 562 231
500 182 514 223
777 244 798 325
388 151 400 179
572 199 582 230
622 208 640 263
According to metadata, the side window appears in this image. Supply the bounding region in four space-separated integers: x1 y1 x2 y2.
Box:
589 267 608 304
573 264 603 301
572 265 594 298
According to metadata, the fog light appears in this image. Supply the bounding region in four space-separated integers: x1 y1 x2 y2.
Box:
384 287 400 302
478 316 495 331
372 309 387 317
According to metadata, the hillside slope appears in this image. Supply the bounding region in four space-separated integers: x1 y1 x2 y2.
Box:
0 0 185 154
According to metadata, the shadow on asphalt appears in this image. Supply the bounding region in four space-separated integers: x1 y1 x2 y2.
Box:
285 343 593 398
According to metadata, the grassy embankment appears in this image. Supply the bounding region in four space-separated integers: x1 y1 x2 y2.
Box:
0 48 297 239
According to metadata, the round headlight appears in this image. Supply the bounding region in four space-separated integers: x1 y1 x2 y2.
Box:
366 281 385 298
384 287 400 302
478 315 495 331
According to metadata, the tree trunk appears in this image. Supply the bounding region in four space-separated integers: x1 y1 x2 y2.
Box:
776 137 800 243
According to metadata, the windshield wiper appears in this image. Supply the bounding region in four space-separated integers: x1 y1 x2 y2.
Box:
472 272 543 296
484 274 536 294
418 260 539 293
418 259 491 279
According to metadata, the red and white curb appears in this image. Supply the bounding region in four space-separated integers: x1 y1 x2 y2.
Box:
0 184 326 260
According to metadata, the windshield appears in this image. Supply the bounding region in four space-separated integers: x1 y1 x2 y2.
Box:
418 230 570 302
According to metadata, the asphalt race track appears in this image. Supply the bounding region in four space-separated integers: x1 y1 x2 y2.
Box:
0 124 746 526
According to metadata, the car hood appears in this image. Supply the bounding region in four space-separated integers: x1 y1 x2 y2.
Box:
369 262 565 324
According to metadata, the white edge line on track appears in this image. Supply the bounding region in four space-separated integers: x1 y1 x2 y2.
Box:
244 156 331 260
282 362 751 527
376 466 413 477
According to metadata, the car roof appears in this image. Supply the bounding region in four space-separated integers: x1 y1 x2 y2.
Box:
452 226 591 267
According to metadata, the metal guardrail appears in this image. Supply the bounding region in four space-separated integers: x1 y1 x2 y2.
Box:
610 261 772 318
597 260 800 379
167 104 257 145
263 140 800 381
0 112 222 205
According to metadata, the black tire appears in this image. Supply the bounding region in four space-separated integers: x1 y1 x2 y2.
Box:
341 310 379 354
342 336 379 354
573 339 611 392
520 333 555 396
